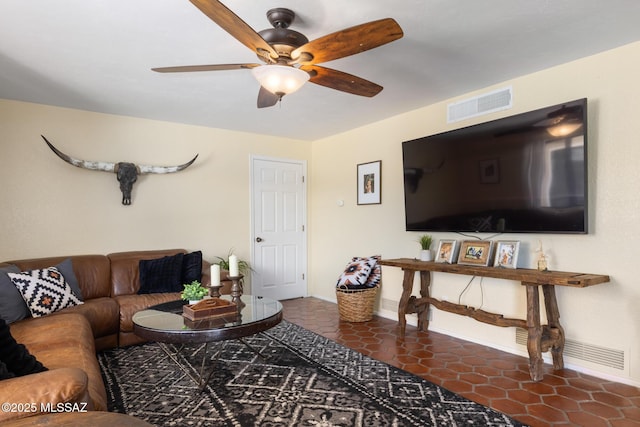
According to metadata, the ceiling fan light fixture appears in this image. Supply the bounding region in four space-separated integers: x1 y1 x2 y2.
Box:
547 121 582 137
251 65 309 96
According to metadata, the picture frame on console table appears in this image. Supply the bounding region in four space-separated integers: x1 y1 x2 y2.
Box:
435 239 459 263
457 240 494 266
357 160 381 205
494 240 520 269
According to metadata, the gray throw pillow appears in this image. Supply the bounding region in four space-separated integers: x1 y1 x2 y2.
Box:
0 265 31 323
55 258 83 301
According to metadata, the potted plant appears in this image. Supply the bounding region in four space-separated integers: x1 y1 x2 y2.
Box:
181 280 208 304
215 249 253 276
418 234 433 261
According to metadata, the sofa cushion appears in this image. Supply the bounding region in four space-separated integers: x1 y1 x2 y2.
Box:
0 265 30 324
8 267 83 318
115 292 182 334
0 368 91 423
52 297 120 348
138 253 185 294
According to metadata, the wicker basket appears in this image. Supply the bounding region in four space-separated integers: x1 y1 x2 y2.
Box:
336 285 380 322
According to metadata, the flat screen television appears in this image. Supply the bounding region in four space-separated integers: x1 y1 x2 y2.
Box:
402 98 588 234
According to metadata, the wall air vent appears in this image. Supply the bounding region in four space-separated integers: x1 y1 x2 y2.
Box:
447 86 513 123
515 328 625 371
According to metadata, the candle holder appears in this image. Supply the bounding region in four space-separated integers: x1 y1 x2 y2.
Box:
209 283 223 298
229 274 245 308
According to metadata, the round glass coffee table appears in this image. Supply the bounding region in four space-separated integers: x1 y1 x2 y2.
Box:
133 295 282 390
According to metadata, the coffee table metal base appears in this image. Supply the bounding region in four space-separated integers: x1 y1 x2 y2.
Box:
132 296 283 393
159 339 270 392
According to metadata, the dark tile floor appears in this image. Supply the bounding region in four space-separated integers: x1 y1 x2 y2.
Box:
281 297 640 427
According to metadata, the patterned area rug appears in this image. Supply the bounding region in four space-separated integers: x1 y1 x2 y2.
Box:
98 321 527 426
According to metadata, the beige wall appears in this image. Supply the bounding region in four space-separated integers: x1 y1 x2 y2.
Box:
2 40 639 384
310 41 640 384
0 100 311 267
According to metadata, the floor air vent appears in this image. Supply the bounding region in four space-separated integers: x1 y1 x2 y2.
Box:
447 86 513 123
515 328 625 370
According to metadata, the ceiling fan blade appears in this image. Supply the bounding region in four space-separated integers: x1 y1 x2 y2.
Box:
152 64 260 73
292 18 403 65
301 65 383 97
189 0 278 62
257 86 280 108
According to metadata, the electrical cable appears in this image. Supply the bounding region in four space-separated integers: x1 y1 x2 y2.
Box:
457 275 485 310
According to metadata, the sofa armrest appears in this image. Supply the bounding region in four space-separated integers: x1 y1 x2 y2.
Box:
0 368 91 423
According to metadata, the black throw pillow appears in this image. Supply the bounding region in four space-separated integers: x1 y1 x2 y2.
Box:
0 360 15 380
0 318 47 379
182 251 203 284
138 253 185 294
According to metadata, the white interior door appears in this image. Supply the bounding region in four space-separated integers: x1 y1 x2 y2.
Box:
251 157 307 300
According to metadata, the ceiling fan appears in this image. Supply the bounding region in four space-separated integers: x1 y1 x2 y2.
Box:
534 104 584 137
152 0 404 108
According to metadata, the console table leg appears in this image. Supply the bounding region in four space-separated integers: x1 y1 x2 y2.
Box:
398 269 415 337
543 285 565 370
417 271 431 332
525 284 543 381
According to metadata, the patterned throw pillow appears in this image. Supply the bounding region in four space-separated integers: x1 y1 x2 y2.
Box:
8 267 83 318
364 255 382 288
336 256 377 288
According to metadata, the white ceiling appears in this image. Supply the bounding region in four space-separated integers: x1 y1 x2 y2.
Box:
2 0 640 141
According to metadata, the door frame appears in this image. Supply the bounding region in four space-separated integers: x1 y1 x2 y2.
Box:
249 155 308 298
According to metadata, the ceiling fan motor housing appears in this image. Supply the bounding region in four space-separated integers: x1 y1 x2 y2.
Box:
259 8 309 60
259 28 308 47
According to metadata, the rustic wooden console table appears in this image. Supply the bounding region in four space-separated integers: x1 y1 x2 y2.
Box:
378 258 610 381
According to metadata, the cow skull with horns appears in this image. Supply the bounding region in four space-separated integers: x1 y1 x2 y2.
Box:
42 135 198 205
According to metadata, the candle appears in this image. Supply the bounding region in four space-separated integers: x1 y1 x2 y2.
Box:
210 264 220 286
229 254 239 277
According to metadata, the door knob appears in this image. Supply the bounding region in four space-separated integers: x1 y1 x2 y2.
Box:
256 237 263 242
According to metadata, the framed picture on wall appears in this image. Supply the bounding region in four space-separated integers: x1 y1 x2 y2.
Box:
357 161 381 205
435 239 459 263
493 240 520 269
457 240 494 266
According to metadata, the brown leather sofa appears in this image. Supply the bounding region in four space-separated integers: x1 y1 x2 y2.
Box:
0 248 231 423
